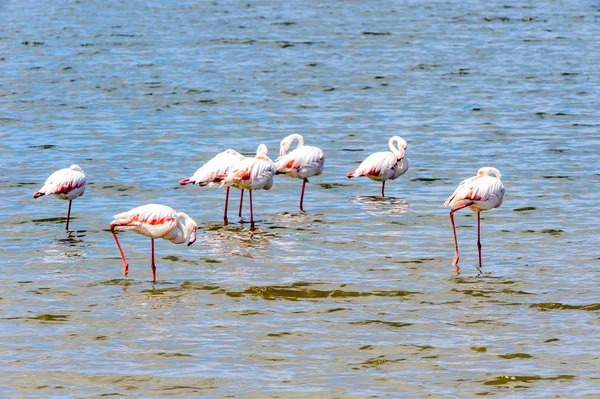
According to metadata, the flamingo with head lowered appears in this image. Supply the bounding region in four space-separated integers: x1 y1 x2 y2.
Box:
275 134 324 212
347 136 408 196
33 164 86 230
110 204 197 282
220 144 276 228
444 167 505 273
180 149 245 225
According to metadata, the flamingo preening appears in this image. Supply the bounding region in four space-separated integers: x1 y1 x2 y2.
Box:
33 164 86 230
110 204 197 282
275 134 324 212
444 167 505 273
347 136 408 196
180 149 246 225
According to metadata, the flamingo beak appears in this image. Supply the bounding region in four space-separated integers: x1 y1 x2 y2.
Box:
187 228 197 246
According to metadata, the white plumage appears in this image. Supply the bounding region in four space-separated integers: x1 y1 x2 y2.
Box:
275 134 324 211
180 149 245 187
180 149 246 225
33 164 86 230
110 204 197 282
444 167 505 272
347 136 408 196
221 144 276 227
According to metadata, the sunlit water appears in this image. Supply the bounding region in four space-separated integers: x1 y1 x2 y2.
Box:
1 0 599 397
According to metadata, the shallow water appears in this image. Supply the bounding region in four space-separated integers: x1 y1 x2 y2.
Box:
1 0 599 397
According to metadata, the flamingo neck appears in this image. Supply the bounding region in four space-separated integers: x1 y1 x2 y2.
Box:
169 214 192 244
388 136 406 158
280 134 304 156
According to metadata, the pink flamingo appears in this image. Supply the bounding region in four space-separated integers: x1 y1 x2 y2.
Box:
347 136 408 196
444 167 505 272
275 134 324 212
110 204 197 282
180 149 246 225
33 164 86 230
220 144 276 228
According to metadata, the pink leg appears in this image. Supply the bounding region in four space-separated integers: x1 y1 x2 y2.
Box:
381 181 385 197
223 187 230 225
449 204 470 273
151 238 157 283
249 190 254 228
238 189 244 217
299 178 307 212
477 211 482 268
111 227 129 277
66 200 72 230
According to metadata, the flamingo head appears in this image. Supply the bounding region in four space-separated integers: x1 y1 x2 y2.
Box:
256 144 268 157
176 212 198 246
477 167 502 180
187 226 197 246
70 164 84 173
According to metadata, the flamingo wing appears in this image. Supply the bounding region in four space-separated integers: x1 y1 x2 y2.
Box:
112 204 177 238
250 159 277 190
188 150 245 186
349 152 398 180
38 168 86 199
276 146 324 178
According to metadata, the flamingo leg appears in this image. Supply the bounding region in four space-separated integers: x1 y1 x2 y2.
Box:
381 181 385 197
238 189 244 217
65 200 72 230
449 204 470 273
477 211 482 268
249 190 254 228
223 186 230 225
111 227 129 277
151 238 157 283
299 178 307 212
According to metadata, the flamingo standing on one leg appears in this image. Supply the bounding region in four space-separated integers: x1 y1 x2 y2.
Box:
33 164 86 230
444 167 505 273
220 144 276 228
180 149 245 225
110 204 197 283
346 136 408 196
275 134 324 212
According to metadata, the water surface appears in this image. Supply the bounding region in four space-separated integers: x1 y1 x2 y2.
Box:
1 0 599 397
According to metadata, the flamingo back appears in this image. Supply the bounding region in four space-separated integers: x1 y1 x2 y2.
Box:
445 175 505 211
275 145 324 179
37 166 86 200
111 204 178 238
349 151 402 182
188 150 245 186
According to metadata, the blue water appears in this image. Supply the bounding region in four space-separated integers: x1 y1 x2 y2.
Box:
1 1 599 397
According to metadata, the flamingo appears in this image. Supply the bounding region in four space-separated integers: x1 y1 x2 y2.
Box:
444 167 505 272
110 204 197 282
180 149 246 225
275 134 324 212
220 144 276 228
346 136 408 196
33 164 86 230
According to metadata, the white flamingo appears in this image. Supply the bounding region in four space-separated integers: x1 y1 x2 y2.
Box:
110 204 197 282
33 164 86 230
220 144 276 228
347 136 408 196
275 134 324 212
180 149 246 225
444 167 505 272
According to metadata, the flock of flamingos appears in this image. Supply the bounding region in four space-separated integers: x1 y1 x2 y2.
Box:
32 134 505 282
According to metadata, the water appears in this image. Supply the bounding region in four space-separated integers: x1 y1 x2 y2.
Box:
2 0 599 397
